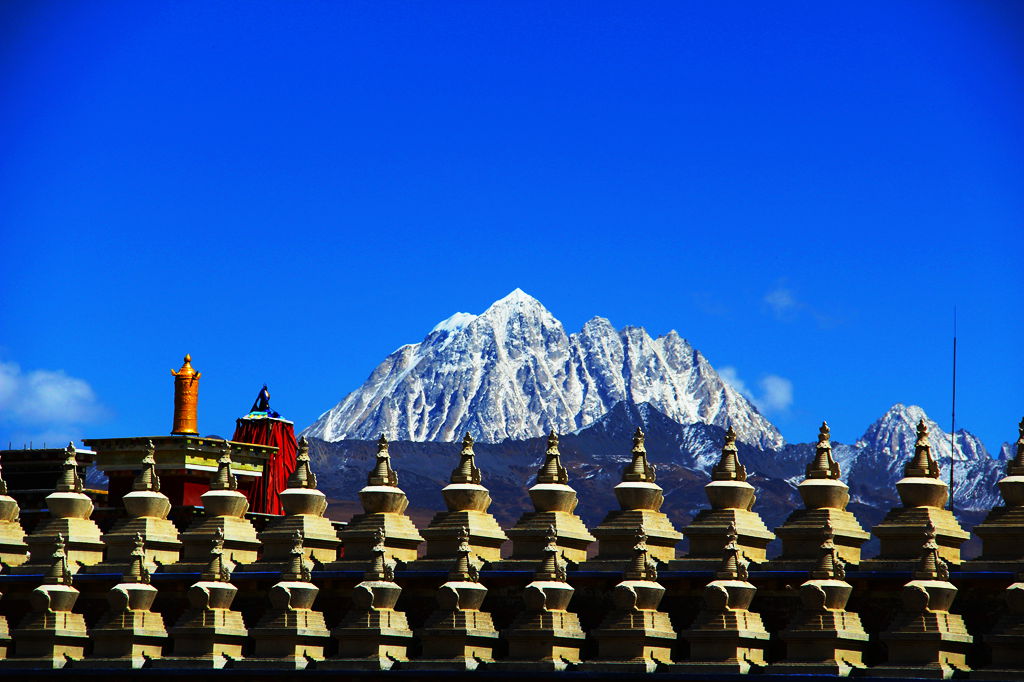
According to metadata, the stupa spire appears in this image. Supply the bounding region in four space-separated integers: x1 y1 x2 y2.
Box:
622 427 656 483
287 436 318 489
44 533 73 586
716 522 749 580
712 427 747 482
449 433 482 485
623 524 658 581
209 444 238 491
364 528 395 581
536 431 569 484
806 422 841 480
1007 417 1024 475
132 439 162 492
281 530 311 582
201 528 231 582
56 442 84 493
534 524 567 582
913 522 949 580
808 520 846 580
367 434 399 487
123 532 151 584
447 526 478 582
905 419 940 479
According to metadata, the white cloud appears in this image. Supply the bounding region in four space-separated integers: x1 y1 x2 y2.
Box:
720 365 793 415
0 361 106 425
757 374 794 412
764 286 799 319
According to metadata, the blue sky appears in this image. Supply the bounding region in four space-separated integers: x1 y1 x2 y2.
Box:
1 2 1021 453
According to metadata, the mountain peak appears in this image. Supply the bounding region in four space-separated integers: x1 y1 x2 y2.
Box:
489 288 543 308
431 311 477 334
304 295 783 448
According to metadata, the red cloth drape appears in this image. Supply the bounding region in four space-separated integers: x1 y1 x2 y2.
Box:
232 417 297 515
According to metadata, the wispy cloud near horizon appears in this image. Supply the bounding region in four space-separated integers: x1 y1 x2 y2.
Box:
0 360 108 447
720 365 794 415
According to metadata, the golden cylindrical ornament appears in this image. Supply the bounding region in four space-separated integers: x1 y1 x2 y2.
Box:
171 354 201 435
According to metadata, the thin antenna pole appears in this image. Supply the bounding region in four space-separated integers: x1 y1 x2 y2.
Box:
949 307 957 513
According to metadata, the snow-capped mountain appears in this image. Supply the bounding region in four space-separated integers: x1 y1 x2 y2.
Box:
303 289 783 449
846 403 1002 512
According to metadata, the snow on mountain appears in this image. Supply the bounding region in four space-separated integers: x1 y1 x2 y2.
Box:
303 289 783 449
848 403 1002 511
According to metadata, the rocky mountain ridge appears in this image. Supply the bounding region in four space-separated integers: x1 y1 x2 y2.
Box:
304 289 783 449
309 401 1006 558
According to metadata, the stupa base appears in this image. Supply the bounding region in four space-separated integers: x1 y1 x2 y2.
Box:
869 662 970 679
576 659 665 673
401 656 491 671
769 659 866 677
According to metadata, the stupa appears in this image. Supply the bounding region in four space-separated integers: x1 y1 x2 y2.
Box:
580 429 682 571
80 533 168 668
863 420 969 568
324 529 414 670
90 440 181 573
176 443 261 571
245 437 340 572
15 443 104 573
671 523 769 674
155 528 249 669
671 427 774 568
4 534 88 669
770 521 868 676
412 433 507 571
0 588 8 659
580 525 677 672
871 522 973 679
330 435 423 567
239 531 331 669
771 422 869 568
409 526 500 670
970 417 1024 569
0 460 27 567
974 567 1024 680
497 525 587 671
491 432 594 569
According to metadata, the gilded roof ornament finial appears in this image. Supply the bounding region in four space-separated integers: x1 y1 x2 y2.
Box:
367 434 399 487
201 527 230 582
171 353 200 435
450 432 482 485
905 419 940 479
806 421 841 480
536 430 569 485
125 532 151 584
133 439 162 492
56 442 84 493
44 533 73 586
622 426 656 483
209 443 238 491
288 436 318 489
712 426 747 482
716 521 749 580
